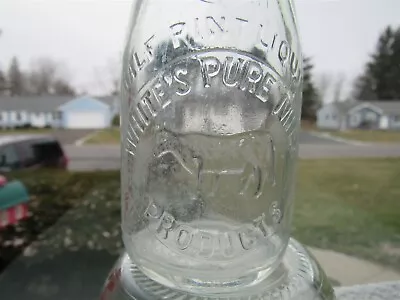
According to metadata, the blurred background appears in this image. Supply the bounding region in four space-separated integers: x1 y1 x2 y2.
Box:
0 0 400 299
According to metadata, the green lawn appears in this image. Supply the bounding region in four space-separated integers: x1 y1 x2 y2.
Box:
85 128 120 144
328 130 400 143
294 158 400 269
0 128 53 135
2 158 400 271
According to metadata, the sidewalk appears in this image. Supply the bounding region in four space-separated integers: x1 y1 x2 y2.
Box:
309 247 400 286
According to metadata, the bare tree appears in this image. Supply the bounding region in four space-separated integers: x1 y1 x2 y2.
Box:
8 57 25 95
333 73 345 103
28 58 57 95
0 69 7 93
316 73 332 103
28 58 75 96
53 79 75 96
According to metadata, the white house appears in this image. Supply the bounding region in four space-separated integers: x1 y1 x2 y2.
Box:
317 101 400 130
0 95 119 129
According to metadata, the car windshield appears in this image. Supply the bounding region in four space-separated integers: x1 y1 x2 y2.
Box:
1 0 400 299
32 141 63 160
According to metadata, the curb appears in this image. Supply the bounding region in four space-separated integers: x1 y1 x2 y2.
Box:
74 131 100 146
308 131 370 146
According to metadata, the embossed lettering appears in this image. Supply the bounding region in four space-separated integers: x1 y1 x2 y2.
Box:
170 22 190 49
152 80 169 106
127 51 292 161
274 97 292 123
145 201 163 219
144 35 156 60
259 24 269 48
234 17 249 36
173 64 191 96
175 226 194 250
199 231 214 258
132 105 149 130
134 52 147 71
239 229 257 250
157 212 176 239
199 56 221 88
222 57 244 87
130 112 144 133
206 16 225 34
219 232 235 257
271 34 277 49
270 201 283 225
142 90 160 116
277 40 300 79
278 41 290 63
255 73 277 103
145 201 277 258
127 54 138 82
239 61 263 93
290 51 299 76
253 214 269 237
123 17 299 85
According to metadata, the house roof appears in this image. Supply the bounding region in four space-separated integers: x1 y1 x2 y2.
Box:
58 96 109 111
331 100 400 116
332 101 359 113
0 96 73 113
364 101 400 115
0 95 115 113
97 96 117 107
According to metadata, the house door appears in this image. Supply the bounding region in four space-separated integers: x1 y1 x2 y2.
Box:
379 116 389 130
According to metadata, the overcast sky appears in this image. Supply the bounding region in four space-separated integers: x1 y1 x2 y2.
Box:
1 0 400 98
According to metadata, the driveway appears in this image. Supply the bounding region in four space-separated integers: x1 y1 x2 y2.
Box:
50 130 95 145
65 145 120 171
65 131 342 171
299 130 345 145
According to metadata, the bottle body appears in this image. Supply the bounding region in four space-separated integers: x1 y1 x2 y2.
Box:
121 0 302 291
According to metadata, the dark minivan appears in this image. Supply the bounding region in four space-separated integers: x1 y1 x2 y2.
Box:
0 135 68 172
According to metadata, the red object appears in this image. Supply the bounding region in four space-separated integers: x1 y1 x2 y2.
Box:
100 268 121 300
60 155 69 169
0 204 29 229
0 175 7 187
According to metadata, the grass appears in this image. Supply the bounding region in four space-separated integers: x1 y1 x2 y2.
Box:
0 171 118 271
327 129 400 143
0 128 54 135
1 158 400 272
293 158 400 269
85 128 120 144
301 120 317 131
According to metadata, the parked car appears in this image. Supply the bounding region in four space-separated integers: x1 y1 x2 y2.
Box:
0 135 68 172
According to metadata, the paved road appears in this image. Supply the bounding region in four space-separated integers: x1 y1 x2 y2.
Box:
65 142 400 172
66 145 121 171
50 129 95 145
1 129 95 145
298 130 344 145
299 144 400 159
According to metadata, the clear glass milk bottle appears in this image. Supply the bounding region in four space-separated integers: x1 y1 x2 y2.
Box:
113 0 335 299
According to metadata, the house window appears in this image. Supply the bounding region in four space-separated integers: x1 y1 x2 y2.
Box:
53 111 63 121
16 112 22 121
393 115 400 122
332 114 337 120
365 111 377 121
325 114 329 120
